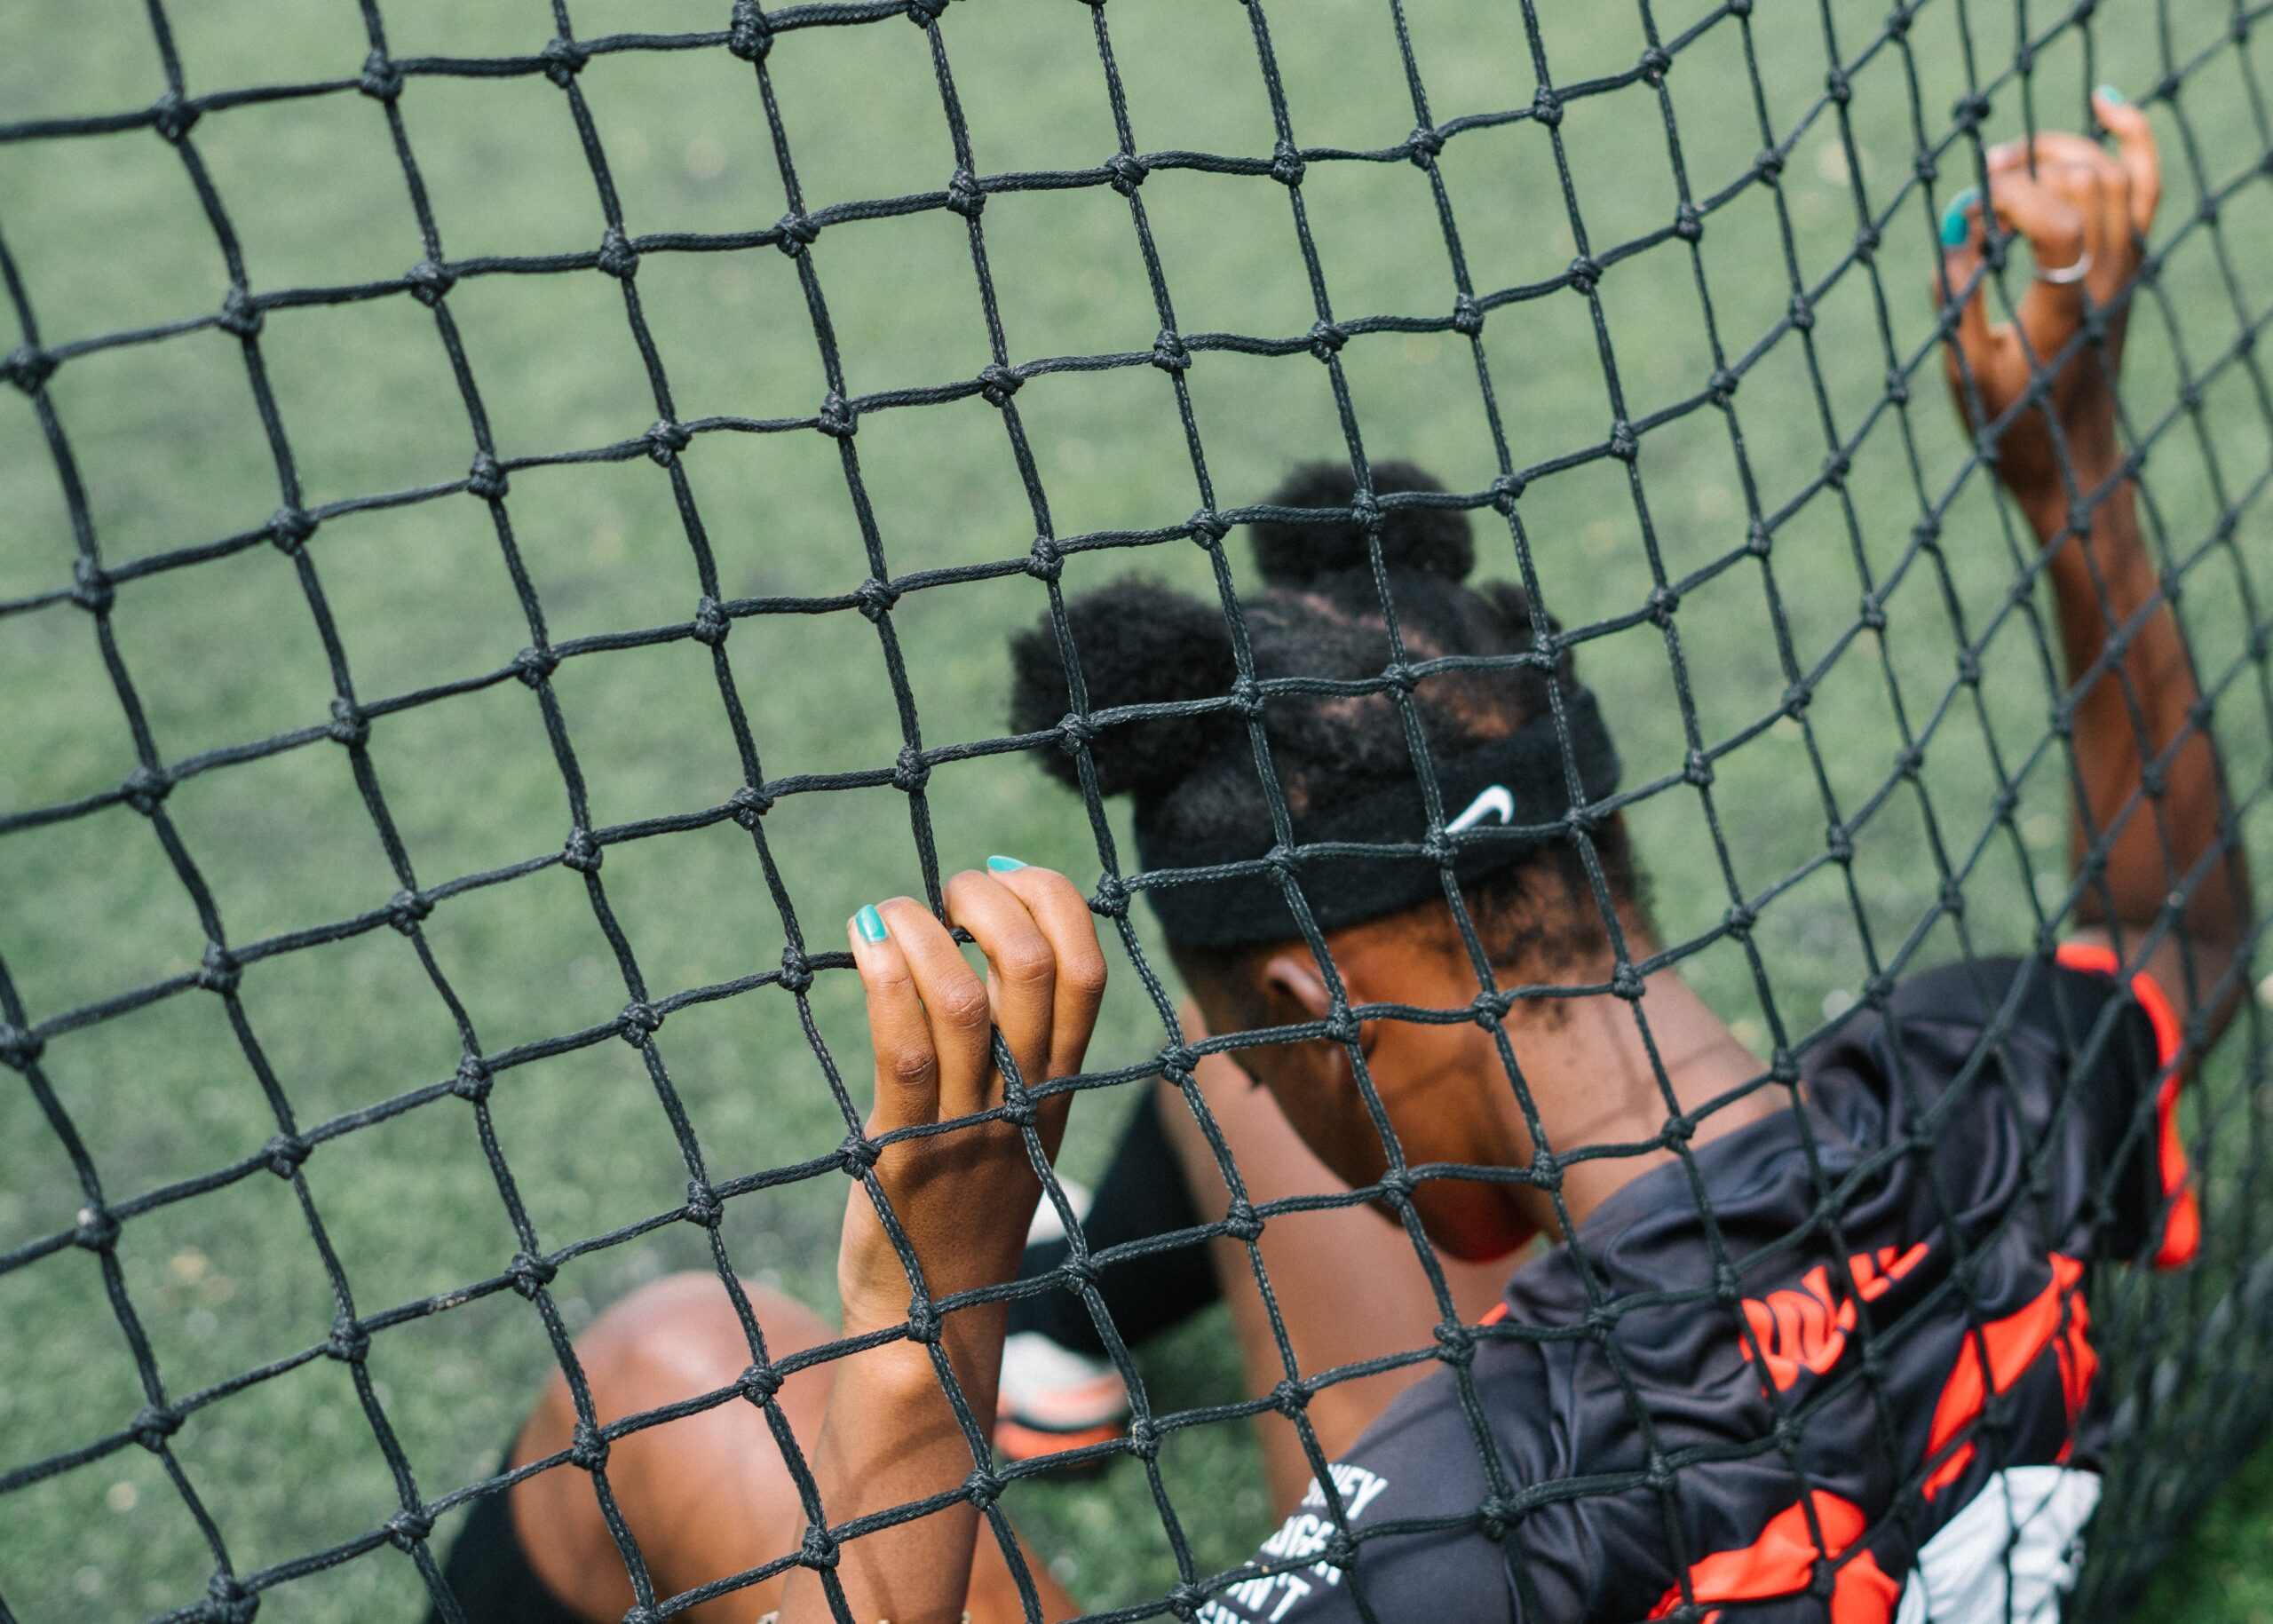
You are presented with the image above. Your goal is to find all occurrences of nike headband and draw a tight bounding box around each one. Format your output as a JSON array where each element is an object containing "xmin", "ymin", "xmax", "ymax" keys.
[{"xmin": 1131, "ymin": 685, "xmax": 1623, "ymax": 950}]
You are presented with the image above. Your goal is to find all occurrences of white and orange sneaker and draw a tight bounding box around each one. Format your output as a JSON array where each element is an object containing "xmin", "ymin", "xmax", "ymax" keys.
[
  {"xmin": 994, "ymin": 1332, "xmax": 1132, "ymax": 1462},
  {"xmin": 994, "ymin": 1179, "xmax": 1132, "ymax": 1463}
]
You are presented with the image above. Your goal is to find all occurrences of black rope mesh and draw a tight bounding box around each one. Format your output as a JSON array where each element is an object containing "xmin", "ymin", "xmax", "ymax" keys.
[{"xmin": 0, "ymin": 0, "xmax": 2269, "ymax": 1620}]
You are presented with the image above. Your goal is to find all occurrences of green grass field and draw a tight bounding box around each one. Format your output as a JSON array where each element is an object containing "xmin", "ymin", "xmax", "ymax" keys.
[{"xmin": 2, "ymin": 0, "xmax": 2270, "ymax": 1619}]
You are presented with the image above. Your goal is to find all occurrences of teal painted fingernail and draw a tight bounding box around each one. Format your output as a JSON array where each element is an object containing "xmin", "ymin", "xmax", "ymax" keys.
[
  {"xmin": 2097, "ymin": 83, "xmax": 2126, "ymax": 107},
  {"xmin": 986, "ymin": 855, "xmax": 1027, "ymax": 873},
  {"xmin": 855, "ymin": 905, "xmax": 887, "ymax": 943},
  {"xmin": 1941, "ymin": 187, "xmax": 1979, "ymax": 249}
]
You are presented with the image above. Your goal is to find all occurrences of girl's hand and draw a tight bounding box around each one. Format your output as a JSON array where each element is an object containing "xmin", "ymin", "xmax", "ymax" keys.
[
  {"xmin": 837, "ymin": 862, "xmax": 1107, "ymax": 1336},
  {"xmin": 1937, "ymin": 89, "xmax": 2162, "ymax": 523}
]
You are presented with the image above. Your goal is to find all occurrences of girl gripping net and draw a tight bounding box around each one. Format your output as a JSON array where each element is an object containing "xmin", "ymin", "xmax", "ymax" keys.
[{"xmin": 426, "ymin": 96, "xmax": 2253, "ymax": 1624}]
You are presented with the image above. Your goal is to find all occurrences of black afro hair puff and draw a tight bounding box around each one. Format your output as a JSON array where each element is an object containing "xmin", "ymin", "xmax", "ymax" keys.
[
  {"xmin": 1247, "ymin": 459, "xmax": 1474, "ymax": 585},
  {"xmin": 1007, "ymin": 578, "xmax": 1239, "ymax": 799}
]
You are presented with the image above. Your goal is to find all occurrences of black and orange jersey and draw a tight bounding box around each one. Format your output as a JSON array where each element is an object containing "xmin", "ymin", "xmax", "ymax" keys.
[{"xmin": 1200, "ymin": 950, "xmax": 2192, "ymax": 1624}]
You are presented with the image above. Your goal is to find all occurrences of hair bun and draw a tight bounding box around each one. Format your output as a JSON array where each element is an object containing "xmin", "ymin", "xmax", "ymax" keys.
[
  {"xmin": 1249, "ymin": 459, "xmax": 1474, "ymax": 585},
  {"xmin": 1007, "ymin": 578, "xmax": 1239, "ymax": 799}
]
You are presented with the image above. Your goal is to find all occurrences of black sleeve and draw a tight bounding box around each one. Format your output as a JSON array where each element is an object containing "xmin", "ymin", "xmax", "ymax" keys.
[{"xmin": 1865, "ymin": 954, "xmax": 2174, "ymax": 1264}]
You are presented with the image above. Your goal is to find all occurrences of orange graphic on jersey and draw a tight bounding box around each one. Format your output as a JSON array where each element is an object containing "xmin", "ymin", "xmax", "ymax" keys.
[
  {"xmin": 1647, "ymin": 1491, "xmax": 1901, "ymax": 1624},
  {"xmin": 1921, "ymin": 1253, "xmax": 2096, "ymax": 1500},
  {"xmin": 1740, "ymin": 1243, "xmax": 1929, "ymax": 1392},
  {"xmin": 2055, "ymin": 942, "xmax": 2198, "ymax": 1267}
]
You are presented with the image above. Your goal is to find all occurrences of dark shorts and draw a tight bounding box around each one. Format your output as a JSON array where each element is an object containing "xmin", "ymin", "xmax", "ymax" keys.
[{"xmin": 424, "ymin": 1463, "xmax": 585, "ymax": 1624}]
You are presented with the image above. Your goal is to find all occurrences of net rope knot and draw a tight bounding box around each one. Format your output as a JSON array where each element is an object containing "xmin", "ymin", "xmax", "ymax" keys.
[
  {"xmin": 384, "ymin": 1508, "xmax": 434, "ymax": 1551},
  {"xmin": 800, "ymin": 1525, "xmax": 840, "ymax": 1572},
  {"xmin": 1222, "ymin": 1200, "xmax": 1263, "ymax": 1243},
  {"xmin": 1269, "ymin": 140, "xmax": 1305, "ymax": 187},
  {"xmin": 1433, "ymin": 1320, "xmax": 1477, "ymax": 1367},
  {"xmin": 405, "ymin": 259, "xmax": 455, "ymax": 306},
  {"xmin": 508, "ymin": 1251, "xmax": 557, "ymax": 1298},
  {"xmin": 1126, "ymin": 1414, "xmax": 1161, "ymax": 1462},
  {"xmin": 739, "ymin": 1363, "xmax": 783, "ymax": 1405},
  {"xmin": 264, "ymin": 1133, "xmax": 312, "ymax": 1177},
  {"xmin": 1639, "ymin": 44, "xmax": 1674, "ymax": 83},
  {"xmin": 122, "ymin": 763, "xmax": 171, "ymax": 814},
  {"xmin": 838, "ymin": 1134, "xmax": 881, "ymax": 1176},
  {"xmin": 1271, "ymin": 1377, "xmax": 1309, "ymax": 1415},
  {"xmin": 946, "ymin": 168, "xmax": 986, "ymax": 218},
  {"xmin": 327, "ymin": 1313, "xmax": 370, "ymax": 1363},
  {"xmin": 218, "ymin": 285, "xmax": 265, "ymax": 338},
  {"xmin": 1025, "ymin": 535, "xmax": 1063, "ymax": 582},
  {"xmin": 772, "ymin": 211, "xmax": 818, "ymax": 256},
  {"xmin": 727, "ymin": 0, "xmax": 773, "ymax": 62},
  {"xmin": 1476, "ymin": 1493, "xmax": 1517, "ymax": 1541},
  {"xmin": 513, "ymin": 646, "xmax": 558, "ymax": 688},
  {"xmin": 892, "ymin": 746, "xmax": 931, "ymax": 794},
  {"xmin": 965, "ymin": 1468, "xmax": 1004, "ymax": 1512},
  {"xmin": 200, "ymin": 941, "xmax": 242, "ymax": 995},
  {"xmin": 692, "ymin": 595, "xmax": 730, "ymax": 647},
  {"xmin": 683, "ymin": 1180, "xmax": 724, "ymax": 1229},
  {"xmin": 466, "ymin": 452, "xmax": 510, "ymax": 502},
  {"xmin": 904, "ymin": 0, "xmax": 949, "ymax": 24},
  {"xmin": 570, "ymin": 1420, "xmax": 610, "ymax": 1470},
  {"xmin": 452, "ymin": 1053, "xmax": 493, "ymax": 1104},
  {"xmin": 1307, "ymin": 320, "xmax": 1347, "ymax": 360},
  {"xmin": 201, "ymin": 1573, "xmax": 258, "ymax": 1624},
  {"xmin": 75, "ymin": 1203, "xmax": 120, "ymax": 1252},
  {"xmin": 619, "ymin": 1002, "xmax": 663, "ymax": 1043},
  {"xmin": 563, "ymin": 827, "xmax": 604, "ymax": 874},
  {"xmin": 388, "ymin": 885, "xmax": 432, "ymax": 931},
  {"xmin": 1057, "ymin": 1252, "xmax": 1101, "ymax": 1290},
  {"xmin": 1452, "ymin": 293, "xmax": 1485, "ymax": 337},
  {"xmin": 3, "ymin": 344, "xmax": 55, "ymax": 394},
  {"xmin": 267, "ymin": 506, "xmax": 317, "ymax": 554},
  {"xmin": 542, "ymin": 36, "xmax": 590, "ymax": 87},
  {"xmin": 776, "ymin": 947, "xmax": 815, "ymax": 994},
  {"xmin": 977, "ymin": 362, "xmax": 1020, "ymax": 407},
  {"xmin": 1406, "ymin": 123, "xmax": 1445, "ymax": 163},
  {"xmin": 150, "ymin": 91, "xmax": 200, "ymax": 144},
  {"xmin": 645, "ymin": 419, "xmax": 691, "ymax": 465},
  {"xmin": 328, "ymin": 697, "xmax": 370, "ymax": 749},
  {"xmin": 595, "ymin": 227, "xmax": 638, "ymax": 281},
  {"xmin": 1105, "ymin": 152, "xmax": 1148, "ymax": 195},
  {"xmin": 132, "ymin": 1403, "xmax": 182, "ymax": 1451},
  {"xmin": 0, "ymin": 1024, "xmax": 43, "ymax": 1073},
  {"xmin": 1531, "ymin": 86, "xmax": 1563, "ymax": 127},
  {"xmin": 358, "ymin": 50, "xmax": 404, "ymax": 101},
  {"xmin": 1150, "ymin": 329, "xmax": 1191, "ymax": 374},
  {"xmin": 817, "ymin": 392, "xmax": 858, "ymax": 440}
]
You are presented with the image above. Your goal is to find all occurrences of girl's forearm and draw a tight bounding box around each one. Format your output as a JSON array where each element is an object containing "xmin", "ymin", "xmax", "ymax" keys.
[
  {"xmin": 2031, "ymin": 464, "xmax": 2250, "ymax": 1000},
  {"xmin": 775, "ymin": 1319, "xmax": 1000, "ymax": 1624}
]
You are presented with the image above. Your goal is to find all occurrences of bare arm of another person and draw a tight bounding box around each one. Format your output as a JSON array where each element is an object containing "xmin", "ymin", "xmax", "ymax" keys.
[
  {"xmin": 1941, "ymin": 90, "xmax": 2253, "ymax": 1040},
  {"xmin": 776, "ymin": 866, "xmax": 1103, "ymax": 1624}
]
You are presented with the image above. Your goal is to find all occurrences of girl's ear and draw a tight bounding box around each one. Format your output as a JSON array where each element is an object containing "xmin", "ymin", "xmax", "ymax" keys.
[
  {"xmin": 1258, "ymin": 949, "xmax": 1379, "ymax": 1058},
  {"xmin": 1258, "ymin": 949, "xmax": 1333, "ymax": 1030}
]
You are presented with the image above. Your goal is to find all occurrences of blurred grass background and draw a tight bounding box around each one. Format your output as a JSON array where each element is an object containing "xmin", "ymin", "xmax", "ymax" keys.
[{"xmin": 0, "ymin": 0, "xmax": 2269, "ymax": 1620}]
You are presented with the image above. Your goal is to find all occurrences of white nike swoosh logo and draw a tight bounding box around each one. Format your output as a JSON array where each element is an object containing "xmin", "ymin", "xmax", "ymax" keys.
[{"xmin": 1446, "ymin": 784, "xmax": 1516, "ymax": 833}]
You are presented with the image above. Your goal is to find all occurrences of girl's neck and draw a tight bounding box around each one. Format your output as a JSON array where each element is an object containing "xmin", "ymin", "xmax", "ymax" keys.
[{"xmin": 1504, "ymin": 963, "xmax": 1777, "ymax": 1234}]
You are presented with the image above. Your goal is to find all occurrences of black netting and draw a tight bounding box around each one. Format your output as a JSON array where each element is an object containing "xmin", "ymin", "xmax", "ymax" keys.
[{"xmin": 0, "ymin": 0, "xmax": 2269, "ymax": 1621}]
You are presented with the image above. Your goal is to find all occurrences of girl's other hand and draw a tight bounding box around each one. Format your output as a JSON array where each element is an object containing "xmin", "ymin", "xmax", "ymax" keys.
[{"xmin": 1937, "ymin": 89, "xmax": 2161, "ymax": 526}]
